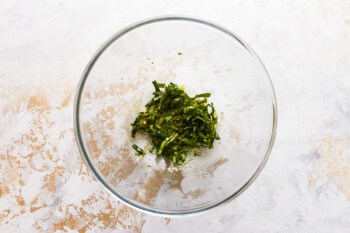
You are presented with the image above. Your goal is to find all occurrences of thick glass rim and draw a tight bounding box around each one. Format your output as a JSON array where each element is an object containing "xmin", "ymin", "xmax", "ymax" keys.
[{"xmin": 74, "ymin": 15, "xmax": 278, "ymax": 217}]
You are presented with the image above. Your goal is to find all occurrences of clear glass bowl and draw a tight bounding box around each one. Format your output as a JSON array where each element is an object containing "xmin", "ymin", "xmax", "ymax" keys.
[{"xmin": 74, "ymin": 16, "xmax": 277, "ymax": 216}]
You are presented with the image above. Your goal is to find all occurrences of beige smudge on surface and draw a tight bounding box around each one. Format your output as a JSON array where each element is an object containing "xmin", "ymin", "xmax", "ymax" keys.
[
  {"xmin": 168, "ymin": 169, "xmax": 185, "ymax": 193},
  {"xmin": 163, "ymin": 217, "xmax": 171, "ymax": 225},
  {"xmin": 29, "ymin": 197, "xmax": 47, "ymax": 213},
  {"xmin": 101, "ymin": 145, "xmax": 138, "ymax": 186},
  {"xmin": 27, "ymin": 90, "xmax": 50, "ymax": 113},
  {"xmin": 90, "ymin": 78, "xmax": 150, "ymax": 101},
  {"xmin": 219, "ymin": 111, "xmax": 224, "ymax": 120},
  {"xmin": 42, "ymin": 168, "xmax": 63, "ymax": 193},
  {"xmin": 137, "ymin": 170, "xmax": 166, "ymax": 205},
  {"xmin": 0, "ymin": 186, "xmax": 9, "ymax": 198},
  {"xmin": 229, "ymin": 128, "xmax": 241, "ymax": 144},
  {"xmin": 346, "ymin": 19, "xmax": 350, "ymax": 27},
  {"xmin": 184, "ymin": 188, "xmax": 206, "ymax": 199},
  {"xmin": 207, "ymin": 158, "xmax": 230, "ymax": 176},
  {"xmin": 308, "ymin": 136, "xmax": 350, "ymax": 200},
  {"xmin": 136, "ymin": 166, "xmax": 203, "ymax": 204}
]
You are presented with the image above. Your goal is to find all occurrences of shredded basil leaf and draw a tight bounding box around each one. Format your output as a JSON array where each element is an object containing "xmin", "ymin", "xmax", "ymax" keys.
[
  {"xmin": 132, "ymin": 144, "xmax": 146, "ymax": 156},
  {"xmin": 131, "ymin": 81, "xmax": 220, "ymax": 165}
]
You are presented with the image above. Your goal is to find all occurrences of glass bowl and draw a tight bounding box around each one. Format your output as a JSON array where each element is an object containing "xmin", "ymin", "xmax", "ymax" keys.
[{"xmin": 74, "ymin": 16, "xmax": 277, "ymax": 216}]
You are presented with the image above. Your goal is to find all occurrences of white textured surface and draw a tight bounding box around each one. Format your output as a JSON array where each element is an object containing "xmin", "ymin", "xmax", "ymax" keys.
[{"xmin": 0, "ymin": 0, "xmax": 349, "ymax": 232}]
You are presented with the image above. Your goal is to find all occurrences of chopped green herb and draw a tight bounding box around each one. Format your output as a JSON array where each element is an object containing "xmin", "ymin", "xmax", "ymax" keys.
[
  {"xmin": 132, "ymin": 144, "xmax": 146, "ymax": 156},
  {"xmin": 177, "ymin": 52, "xmax": 182, "ymax": 55},
  {"xmin": 131, "ymin": 80, "xmax": 220, "ymax": 165}
]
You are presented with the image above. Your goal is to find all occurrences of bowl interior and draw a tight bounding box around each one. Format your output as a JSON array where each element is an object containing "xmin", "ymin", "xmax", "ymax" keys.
[{"xmin": 76, "ymin": 17, "xmax": 276, "ymax": 215}]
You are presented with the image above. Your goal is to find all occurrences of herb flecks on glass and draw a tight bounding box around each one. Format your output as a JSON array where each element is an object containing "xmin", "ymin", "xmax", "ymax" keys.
[{"xmin": 131, "ymin": 80, "xmax": 220, "ymax": 165}]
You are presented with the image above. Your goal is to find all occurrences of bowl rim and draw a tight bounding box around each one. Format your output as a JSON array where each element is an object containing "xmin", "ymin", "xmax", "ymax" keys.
[{"xmin": 74, "ymin": 15, "xmax": 278, "ymax": 217}]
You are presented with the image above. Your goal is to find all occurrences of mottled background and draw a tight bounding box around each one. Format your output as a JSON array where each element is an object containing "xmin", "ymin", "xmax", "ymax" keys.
[{"xmin": 0, "ymin": 0, "xmax": 349, "ymax": 232}]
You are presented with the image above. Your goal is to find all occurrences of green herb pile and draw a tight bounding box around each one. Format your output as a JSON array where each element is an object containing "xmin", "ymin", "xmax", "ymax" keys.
[{"xmin": 131, "ymin": 80, "xmax": 220, "ymax": 165}]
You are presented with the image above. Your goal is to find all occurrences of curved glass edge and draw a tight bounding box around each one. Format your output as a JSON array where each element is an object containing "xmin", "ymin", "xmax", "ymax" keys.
[{"xmin": 73, "ymin": 15, "xmax": 278, "ymax": 217}]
